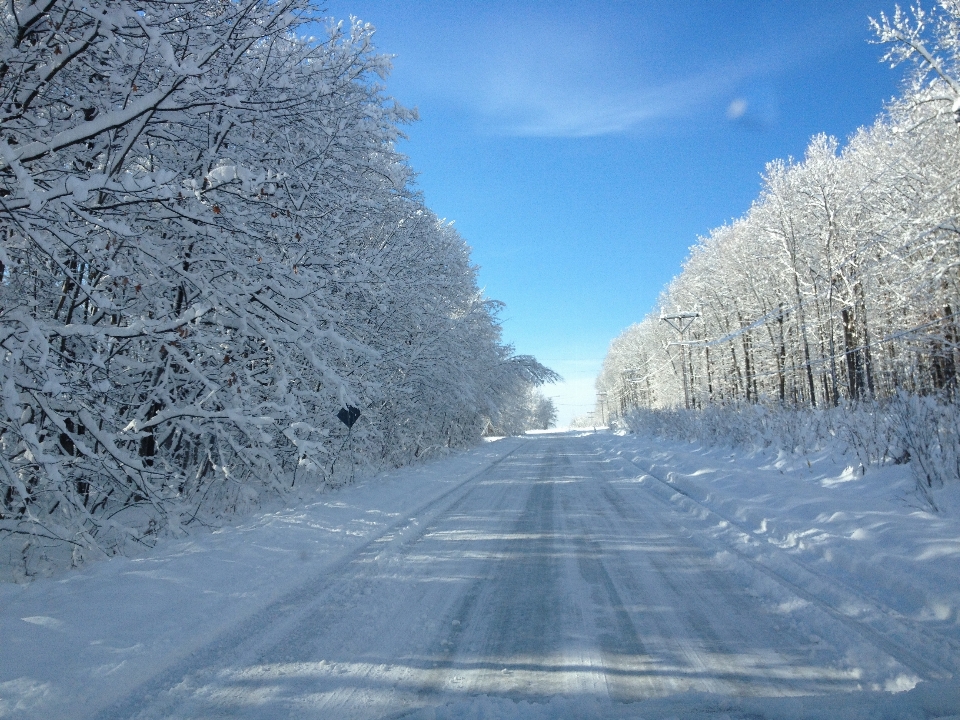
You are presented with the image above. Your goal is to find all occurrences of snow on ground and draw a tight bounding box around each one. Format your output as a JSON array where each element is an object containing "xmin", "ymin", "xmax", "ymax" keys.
[
  {"xmin": 593, "ymin": 430, "xmax": 960, "ymax": 671},
  {"xmin": 1, "ymin": 430, "xmax": 959, "ymax": 719},
  {"xmin": 0, "ymin": 439, "xmax": 526, "ymax": 719}
]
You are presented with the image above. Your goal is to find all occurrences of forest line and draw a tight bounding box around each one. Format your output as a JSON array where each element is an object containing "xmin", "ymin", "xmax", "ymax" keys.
[
  {"xmin": 599, "ymin": 3, "xmax": 960, "ymax": 415},
  {"xmin": 0, "ymin": 0, "xmax": 556, "ymax": 575},
  {"xmin": 594, "ymin": 3, "xmax": 960, "ymax": 507}
]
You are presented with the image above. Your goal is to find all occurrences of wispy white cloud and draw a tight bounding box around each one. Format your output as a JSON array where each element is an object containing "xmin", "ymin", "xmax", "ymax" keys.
[
  {"xmin": 467, "ymin": 23, "xmax": 756, "ymax": 138},
  {"xmin": 428, "ymin": 22, "xmax": 746, "ymax": 137},
  {"xmin": 389, "ymin": 6, "xmax": 830, "ymax": 139},
  {"xmin": 479, "ymin": 70, "xmax": 739, "ymax": 138}
]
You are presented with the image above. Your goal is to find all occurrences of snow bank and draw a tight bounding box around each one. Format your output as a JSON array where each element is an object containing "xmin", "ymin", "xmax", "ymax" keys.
[{"xmin": 623, "ymin": 397, "xmax": 960, "ymax": 510}]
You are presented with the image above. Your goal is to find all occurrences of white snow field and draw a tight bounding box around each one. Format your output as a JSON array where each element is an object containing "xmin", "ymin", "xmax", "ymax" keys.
[{"xmin": 1, "ymin": 431, "xmax": 959, "ymax": 719}]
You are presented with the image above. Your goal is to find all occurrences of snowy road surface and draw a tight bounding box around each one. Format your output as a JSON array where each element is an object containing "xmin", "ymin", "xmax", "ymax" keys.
[{"xmin": 2, "ymin": 432, "xmax": 959, "ymax": 719}]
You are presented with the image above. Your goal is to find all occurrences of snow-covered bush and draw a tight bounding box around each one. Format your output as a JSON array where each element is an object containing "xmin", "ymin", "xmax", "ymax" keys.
[
  {"xmin": 621, "ymin": 404, "xmax": 836, "ymax": 457},
  {"xmin": 0, "ymin": 1, "xmax": 554, "ymax": 575},
  {"xmin": 622, "ymin": 395, "xmax": 960, "ymax": 510},
  {"xmin": 888, "ymin": 393, "xmax": 960, "ymax": 510}
]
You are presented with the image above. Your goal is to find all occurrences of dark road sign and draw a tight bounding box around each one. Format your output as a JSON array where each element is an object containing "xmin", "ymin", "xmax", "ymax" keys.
[{"xmin": 337, "ymin": 406, "xmax": 361, "ymax": 429}]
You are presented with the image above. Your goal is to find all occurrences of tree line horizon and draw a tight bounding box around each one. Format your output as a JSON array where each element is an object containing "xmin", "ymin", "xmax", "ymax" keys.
[{"xmin": 597, "ymin": 2, "xmax": 960, "ymax": 420}]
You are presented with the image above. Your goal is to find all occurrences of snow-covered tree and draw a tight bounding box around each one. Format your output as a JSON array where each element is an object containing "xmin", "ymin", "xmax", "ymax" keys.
[
  {"xmin": 597, "ymin": 2, "xmax": 960, "ymax": 424},
  {"xmin": 530, "ymin": 391, "xmax": 558, "ymax": 430},
  {"xmin": 0, "ymin": 1, "xmax": 555, "ymax": 571},
  {"xmin": 484, "ymin": 386, "xmax": 560, "ymax": 436}
]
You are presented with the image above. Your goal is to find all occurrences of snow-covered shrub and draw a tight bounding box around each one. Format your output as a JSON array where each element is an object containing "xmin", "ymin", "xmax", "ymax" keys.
[
  {"xmin": 626, "ymin": 403, "xmax": 832, "ymax": 457},
  {"xmin": 888, "ymin": 393, "xmax": 960, "ymax": 510},
  {"xmin": 622, "ymin": 395, "xmax": 960, "ymax": 510}
]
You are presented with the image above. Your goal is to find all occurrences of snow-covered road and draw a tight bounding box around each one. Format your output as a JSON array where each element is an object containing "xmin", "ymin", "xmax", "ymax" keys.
[{"xmin": 3, "ymin": 432, "xmax": 959, "ymax": 719}]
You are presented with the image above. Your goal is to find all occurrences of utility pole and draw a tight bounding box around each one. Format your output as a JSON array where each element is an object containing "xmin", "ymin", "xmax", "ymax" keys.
[{"xmin": 660, "ymin": 310, "xmax": 700, "ymax": 409}]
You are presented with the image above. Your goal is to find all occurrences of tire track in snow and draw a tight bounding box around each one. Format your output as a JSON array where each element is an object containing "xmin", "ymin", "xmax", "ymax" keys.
[
  {"xmin": 565, "ymin": 445, "xmax": 859, "ymax": 700},
  {"xmin": 411, "ymin": 440, "xmax": 576, "ymax": 702},
  {"xmin": 446, "ymin": 445, "xmax": 563, "ymax": 696},
  {"xmin": 89, "ymin": 433, "xmax": 931, "ymax": 719},
  {"xmin": 601, "ymin": 437, "xmax": 956, "ymax": 682},
  {"xmin": 91, "ymin": 439, "xmax": 529, "ymax": 720}
]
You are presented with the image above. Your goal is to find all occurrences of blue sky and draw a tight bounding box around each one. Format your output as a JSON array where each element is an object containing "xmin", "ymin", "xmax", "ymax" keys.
[{"xmin": 326, "ymin": 1, "xmax": 903, "ymax": 425}]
